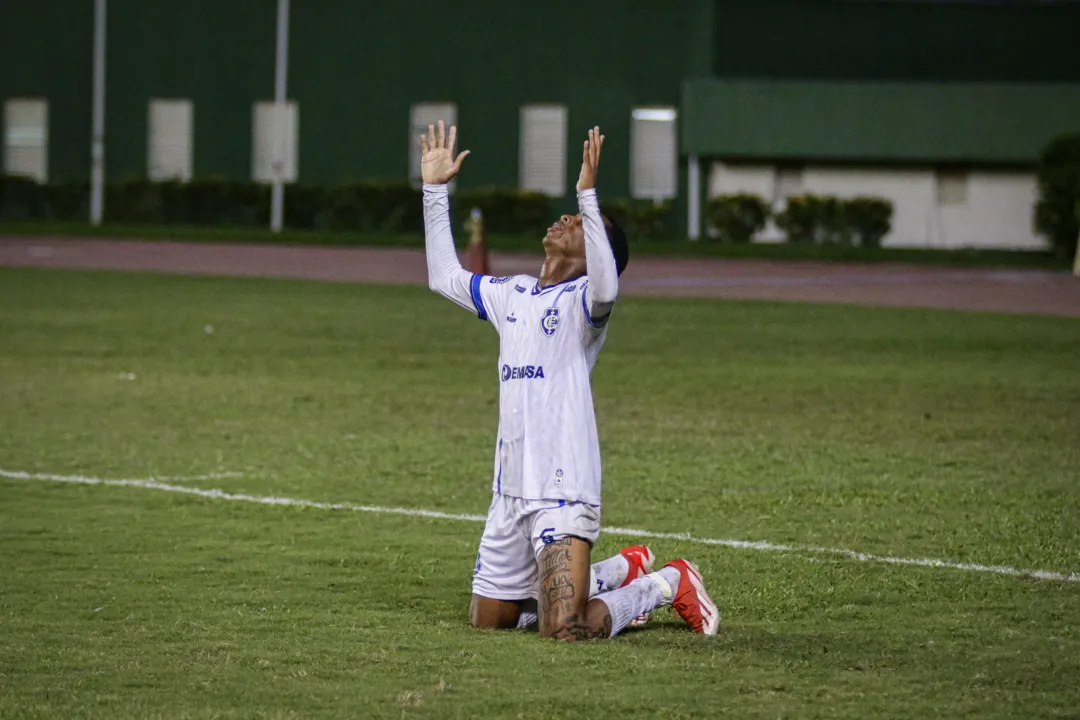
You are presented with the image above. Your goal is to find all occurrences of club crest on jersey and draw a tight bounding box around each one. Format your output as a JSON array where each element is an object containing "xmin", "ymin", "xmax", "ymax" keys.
[{"xmin": 541, "ymin": 308, "xmax": 560, "ymax": 336}]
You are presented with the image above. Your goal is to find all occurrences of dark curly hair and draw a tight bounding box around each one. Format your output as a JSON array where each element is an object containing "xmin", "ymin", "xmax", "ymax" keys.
[{"xmin": 602, "ymin": 213, "xmax": 629, "ymax": 276}]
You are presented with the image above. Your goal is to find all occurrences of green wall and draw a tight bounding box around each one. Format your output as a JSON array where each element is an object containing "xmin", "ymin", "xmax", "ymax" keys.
[
  {"xmin": 0, "ymin": 0, "xmax": 94, "ymax": 181},
  {"xmin": 289, "ymin": 0, "xmax": 712, "ymax": 204},
  {"xmin": 6, "ymin": 0, "xmax": 1079, "ymax": 216},
  {"xmin": 104, "ymin": 0, "xmax": 277, "ymax": 182},
  {"xmin": 2, "ymin": 0, "xmax": 712, "ymax": 212},
  {"xmin": 712, "ymin": 0, "xmax": 1080, "ymax": 82},
  {"xmin": 681, "ymin": 79, "xmax": 1080, "ymax": 163}
]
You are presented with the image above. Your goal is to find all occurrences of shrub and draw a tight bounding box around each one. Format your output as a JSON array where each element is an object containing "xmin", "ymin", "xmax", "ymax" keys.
[
  {"xmin": 602, "ymin": 198, "xmax": 673, "ymax": 241},
  {"xmin": 629, "ymin": 199, "xmax": 673, "ymax": 241},
  {"xmin": 0, "ymin": 178, "xmax": 427, "ymax": 231},
  {"xmin": 1034, "ymin": 132, "xmax": 1080, "ymax": 259},
  {"xmin": 818, "ymin": 196, "xmax": 851, "ymax": 245},
  {"xmin": 282, "ymin": 184, "xmax": 326, "ymax": 229},
  {"xmin": 775, "ymin": 195, "xmax": 821, "ymax": 244},
  {"xmin": 101, "ymin": 179, "xmax": 271, "ymax": 226},
  {"xmin": 185, "ymin": 180, "xmax": 268, "ymax": 226},
  {"xmin": 705, "ymin": 194, "xmax": 770, "ymax": 243},
  {"xmin": 0, "ymin": 174, "xmax": 47, "ymax": 220},
  {"xmin": 105, "ymin": 180, "xmax": 163, "ymax": 223},
  {"xmin": 453, "ymin": 188, "xmax": 553, "ymax": 235},
  {"xmin": 325, "ymin": 183, "xmax": 422, "ymax": 233},
  {"xmin": 844, "ymin": 197, "xmax": 893, "ymax": 248},
  {"xmin": 44, "ymin": 180, "xmax": 90, "ymax": 221},
  {"xmin": 0, "ymin": 179, "xmax": 675, "ymax": 244},
  {"xmin": 776, "ymin": 194, "xmax": 894, "ymax": 247}
]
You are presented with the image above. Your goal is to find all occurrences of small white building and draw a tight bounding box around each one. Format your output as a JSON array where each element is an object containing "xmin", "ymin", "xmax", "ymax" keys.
[{"xmin": 682, "ymin": 80, "xmax": 1080, "ymax": 250}]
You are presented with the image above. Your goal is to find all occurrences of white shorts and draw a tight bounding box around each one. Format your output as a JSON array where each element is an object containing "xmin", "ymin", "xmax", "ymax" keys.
[{"xmin": 471, "ymin": 493, "xmax": 601, "ymax": 601}]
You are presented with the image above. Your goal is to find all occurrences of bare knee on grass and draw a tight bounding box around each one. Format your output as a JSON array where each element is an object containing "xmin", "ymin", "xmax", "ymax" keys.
[
  {"xmin": 469, "ymin": 595, "xmax": 525, "ymax": 630},
  {"xmin": 537, "ymin": 537, "xmax": 612, "ymax": 641}
]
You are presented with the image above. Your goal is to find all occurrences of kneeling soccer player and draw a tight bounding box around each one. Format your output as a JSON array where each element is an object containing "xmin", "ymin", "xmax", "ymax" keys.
[{"xmin": 420, "ymin": 121, "xmax": 719, "ymax": 639}]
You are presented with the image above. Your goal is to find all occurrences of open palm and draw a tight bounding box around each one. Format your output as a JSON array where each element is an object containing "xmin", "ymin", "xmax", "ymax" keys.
[
  {"xmin": 420, "ymin": 120, "xmax": 470, "ymax": 185},
  {"xmin": 576, "ymin": 126, "xmax": 604, "ymax": 192}
]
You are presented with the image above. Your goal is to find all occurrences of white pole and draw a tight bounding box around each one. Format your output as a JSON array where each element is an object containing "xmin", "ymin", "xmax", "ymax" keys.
[
  {"xmin": 687, "ymin": 155, "xmax": 701, "ymax": 241},
  {"xmin": 270, "ymin": 0, "xmax": 290, "ymax": 233},
  {"xmin": 90, "ymin": 0, "xmax": 107, "ymax": 225}
]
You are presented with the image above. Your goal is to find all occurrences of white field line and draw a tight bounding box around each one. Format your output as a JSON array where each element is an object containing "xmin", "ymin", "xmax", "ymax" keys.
[
  {"xmin": 2, "ymin": 467, "xmax": 1078, "ymax": 584},
  {"xmin": 151, "ymin": 472, "xmax": 245, "ymax": 483}
]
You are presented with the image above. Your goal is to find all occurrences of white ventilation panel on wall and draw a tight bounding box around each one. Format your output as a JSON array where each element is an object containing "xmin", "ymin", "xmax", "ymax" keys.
[
  {"xmin": 252, "ymin": 101, "xmax": 299, "ymax": 184},
  {"xmin": 630, "ymin": 107, "xmax": 677, "ymax": 200},
  {"xmin": 519, "ymin": 104, "xmax": 567, "ymax": 197},
  {"xmin": 148, "ymin": 99, "xmax": 194, "ymax": 181},
  {"xmin": 4, "ymin": 98, "xmax": 48, "ymax": 183}
]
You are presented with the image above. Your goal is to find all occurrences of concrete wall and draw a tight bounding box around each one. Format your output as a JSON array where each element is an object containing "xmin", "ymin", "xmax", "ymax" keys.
[{"xmin": 708, "ymin": 162, "xmax": 1044, "ymax": 250}]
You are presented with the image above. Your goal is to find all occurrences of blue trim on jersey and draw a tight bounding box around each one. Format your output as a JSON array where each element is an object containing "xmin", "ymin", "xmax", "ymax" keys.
[
  {"xmin": 470, "ymin": 274, "xmax": 489, "ymax": 321},
  {"xmin": 558, "ymin": 499, "xmax": 566, "ymax": 507},
  {"xmin": 531, "ymin": 277, "xmax": 578, "ymax": 296},
  {"xmin": 582, "ymin": 283, "xmax": 609, "ymax": 328},
  {"xmin": 496, "ymin": 438, "xmax": 503, "ymax": 493},
  {"xmin": 552, "ymin": 284, "xmax": 576, "ymax": 308}
]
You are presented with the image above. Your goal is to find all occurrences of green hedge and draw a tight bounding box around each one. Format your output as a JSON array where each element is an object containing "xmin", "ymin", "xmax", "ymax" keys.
[
  {"xmin": 451, "ymin": 187, "xmax": 552, "ymax": 235},
  {"xmin": 2, "ymin": 176, "xmax": 896, "ymax": 247},
  {"xmin": 774, "ymin": 194, "xmax": 893, "ymax": 247},
  {"xmin": 0, "ymin": 175, "xmax": 676, "ymax": 241},
  {"xmin": 1034, "ymin": 133, "xmax": 1080, "ymax": 259},
  {"xmin": 0, "ymin": 177, "xmax": 430, "ymax": 233},
  {"xmin": 843, "ymin": 197, "xmax": 893, "ymax": 248},
  {"xmin": 699, "ymin": 192, "xmax": 893, "ymax": 247},
  {"xmin": 2, "ymin": 174, "xmax": 673, "ymax": 239},
  {"xmin": 0, "ymin": 175, "xmax": 49, "ymax": 220},
  {"xmin": 105, "ymin": 180, "xmax": 428, "ymax": 232},
  {"xmin": 601, "ymin": 198, "xmax": 673, "ymax": 241},
  {"xmin": 705, "ymin": 194, "xmax": 770, "ymax": 243}
]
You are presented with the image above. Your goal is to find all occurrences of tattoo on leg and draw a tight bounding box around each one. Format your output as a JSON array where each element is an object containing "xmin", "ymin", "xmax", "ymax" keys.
[{"xmin": 538, "ymin": 539, "xmax": 611, "ymax": 641}]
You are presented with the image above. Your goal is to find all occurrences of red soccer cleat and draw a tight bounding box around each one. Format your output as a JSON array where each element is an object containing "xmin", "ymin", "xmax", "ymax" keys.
[{"xmin": 664, "ymin": 559, "xmax": 720, "ymax": 635}]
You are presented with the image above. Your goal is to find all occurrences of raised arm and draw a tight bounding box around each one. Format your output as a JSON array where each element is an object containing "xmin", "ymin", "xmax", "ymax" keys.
[
  {"xmin": 421, "ymin": 121, "xmax": 476, "ymax": 313},
  {"xmin": 576, "ymin": 127, "xmax": 618, "ymax": 323}
]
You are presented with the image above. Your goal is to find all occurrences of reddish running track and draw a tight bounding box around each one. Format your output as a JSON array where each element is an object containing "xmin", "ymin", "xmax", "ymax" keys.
[{"xmin": 2, "ymin": 237, "xmax": 1078, "ymax": 318}]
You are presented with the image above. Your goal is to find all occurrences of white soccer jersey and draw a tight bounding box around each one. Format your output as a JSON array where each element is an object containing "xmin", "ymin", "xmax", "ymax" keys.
[
  {"xmin": 472, "ymin": 272, "xmax": 607, "ymax": 504},
  {"xmin": 423, "ymin": 184, "xmax": 618, "ymax": 506}
]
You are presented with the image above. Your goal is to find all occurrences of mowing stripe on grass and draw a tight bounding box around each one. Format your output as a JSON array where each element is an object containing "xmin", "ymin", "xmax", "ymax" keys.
[{"xmin": 3, "ymin": 467, "xmax": 1078, "ymax": 584}]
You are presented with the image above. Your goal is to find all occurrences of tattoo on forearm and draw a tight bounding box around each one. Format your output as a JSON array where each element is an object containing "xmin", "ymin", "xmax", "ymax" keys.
[
  {"xmin": 538, "ymin": 539, "xmax": 611, "ymax": 641},
  {"xmin": 539, "ymin": 540, "xmax": 575, "ymax": 620}
]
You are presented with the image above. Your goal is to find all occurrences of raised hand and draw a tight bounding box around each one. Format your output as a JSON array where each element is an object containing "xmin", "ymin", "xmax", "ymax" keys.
[
  {"xmin": 420, "ymin": 120, "xmax": 470, "ymax": 185},
  {"xmin": 575, "ymin": 126, "xmax": 605, "ymax": 193}
]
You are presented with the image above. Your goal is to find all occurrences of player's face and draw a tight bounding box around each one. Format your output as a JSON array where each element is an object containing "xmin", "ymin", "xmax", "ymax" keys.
[{"xmin": 543, "ymin": 214, "xmax": 586, "ymax": 260}]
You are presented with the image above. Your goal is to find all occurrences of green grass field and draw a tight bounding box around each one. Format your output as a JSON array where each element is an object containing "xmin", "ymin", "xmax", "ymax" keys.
[{"xmin": 1, "ymin": 267, "xmax": 1079, "ymax": 719}]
